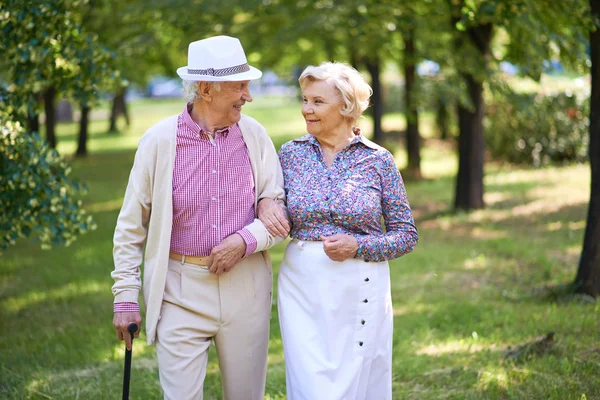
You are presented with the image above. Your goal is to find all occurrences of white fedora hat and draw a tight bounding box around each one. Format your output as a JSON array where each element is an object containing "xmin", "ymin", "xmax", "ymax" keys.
[{"xmin": 176, "ymin": 36, "xmax": 262, "ymax": 82}]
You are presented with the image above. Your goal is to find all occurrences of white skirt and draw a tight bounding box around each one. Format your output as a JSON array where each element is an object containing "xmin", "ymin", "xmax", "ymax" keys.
[{"xmin": 278, "ymin": 239, "xmax": 393, "ymax": 400}]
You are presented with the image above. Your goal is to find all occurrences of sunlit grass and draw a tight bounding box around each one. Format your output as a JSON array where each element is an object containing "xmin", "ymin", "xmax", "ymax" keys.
[{"xmin": 2, "ymin": 97, "xmax": 599, "ymax": 399}]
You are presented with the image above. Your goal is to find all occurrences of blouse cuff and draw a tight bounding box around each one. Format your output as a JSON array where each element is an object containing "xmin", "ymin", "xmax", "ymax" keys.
[{"xmin": 355, "ymin": 235, "xmax": 370, "ymax": 260}]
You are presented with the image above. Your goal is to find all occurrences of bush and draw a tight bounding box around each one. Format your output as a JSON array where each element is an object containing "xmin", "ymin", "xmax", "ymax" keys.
[
  {"xmin": 485, "ymin": 91, "xmax": 589, "ymax": 166},
  {"xmin": 0, "ymin": 115, "xmax": 95, "ymax": 252}
]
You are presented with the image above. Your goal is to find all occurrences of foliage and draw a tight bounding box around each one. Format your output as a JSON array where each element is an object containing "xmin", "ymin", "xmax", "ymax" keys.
[
  {"xmin": 0, "ymin": 113, "xmax": 95, "ymax": 251},
  {"xmin": 0, "ymin": 0, "xmax": 105, "ymax": 249},
  {"xmin": 485, "ymin": 90, "xmax": 590, "ymax": 166},
  {"xmin": 81, "ymin": 0, "xmax": 184, "ymax": 89},
  {"xmin": 445, "ymin": 0, "xmax": 590, "ymax": 104},
  {"xmin": 0, "ymin": 0, "xmax": 116, "ymax": 119}
]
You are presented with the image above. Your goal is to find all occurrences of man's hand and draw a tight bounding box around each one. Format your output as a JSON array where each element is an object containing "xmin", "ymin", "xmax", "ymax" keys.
[
  {"xmin": 113, "ymin": 311, "xmax": 142, "ymax": 351},
  {"xmin": 258, "ymin": 198, "xmax": 290, "ymax": 237},
  {"xmin": 209, "ymin": 233, "xmax": 246, "ymax": 275},
  {"xmin": 321, "ymin": 233, "xmax": 359, "ymax": 262}
]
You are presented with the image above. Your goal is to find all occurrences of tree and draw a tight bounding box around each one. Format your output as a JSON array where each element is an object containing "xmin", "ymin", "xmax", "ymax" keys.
[
  {"xmin": 0, "ymin": 104, "xmax": 95, "ymax": 251},
  {"xmin": 448, "ymin": 1, "xmax": 492, "ymax": 210},
  {"xmin": 71, "ymin": 36, "xmax": 116, "ymax": 157},
  {"xmin": 575, "ymin": 0, "xmax": 600, "ymax": 297},
  {"xmin": 0, "ymin": 0, "xmax": 114, "ymax": 150},
  {"xmin": 397, "ymin": 7, "xmax": 425, "ymax": 179},
  {"xmin": 0, "ymin": 0, "xmax": 108, "ymax": 249},
  {"xmin": 234, "ymin": 0, "xmax": 399, "ymax": 143},
  {"xmin": 81, "ymin": 0, "xmax": 184, "ymax": 134},
  {"xmin": 447, "ymin": 0, "xmax": 589, "ymax": 211}
]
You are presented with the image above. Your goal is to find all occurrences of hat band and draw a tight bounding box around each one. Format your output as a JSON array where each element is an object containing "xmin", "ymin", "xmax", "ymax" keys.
[{"xmin": 187, "ymin": 63, "xmax": 250, "ymax": 77}]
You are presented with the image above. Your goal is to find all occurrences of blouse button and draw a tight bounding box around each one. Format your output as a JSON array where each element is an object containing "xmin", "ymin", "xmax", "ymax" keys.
[
  {"xmin": 359, "ymin": 341, "xmax": 364, "ymax": 346},
  {"xmin": 364, "ymin": 277, "xmax": 369, "ymax": 282},
  {"xmin": 361, "ymin": 319, "xmax": 365, "ymax": 325},
  {"xmin": 363, "ymin": 299, "xmax": 368, "ymax": 303}
]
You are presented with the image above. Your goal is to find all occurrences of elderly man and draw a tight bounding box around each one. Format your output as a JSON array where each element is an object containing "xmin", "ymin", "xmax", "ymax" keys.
[{"xmin": 111, "ymin": 36, "xmax": 289, "ymax": 400}]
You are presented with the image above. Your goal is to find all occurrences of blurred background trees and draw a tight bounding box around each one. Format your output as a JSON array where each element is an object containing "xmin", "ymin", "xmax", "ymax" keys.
[{"xmin": 1, "ymin": 0, "xmax": 598, "ymax": 295}]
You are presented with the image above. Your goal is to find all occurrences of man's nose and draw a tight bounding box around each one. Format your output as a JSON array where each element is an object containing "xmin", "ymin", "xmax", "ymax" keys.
[{"xmin": 242, "ymin": 88, "xmax": 253, "ymax": 102}]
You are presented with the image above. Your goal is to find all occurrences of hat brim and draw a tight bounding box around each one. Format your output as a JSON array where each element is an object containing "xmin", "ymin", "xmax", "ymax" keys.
[{"xmin": 176, "ymin": 65, "xmax": 262, "ymax": 82}]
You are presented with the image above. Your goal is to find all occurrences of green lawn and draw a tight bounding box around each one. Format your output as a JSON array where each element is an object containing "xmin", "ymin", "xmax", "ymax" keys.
[{"xmin": 1, "ymin": 98, "xmax": 599, "ymax": 399}]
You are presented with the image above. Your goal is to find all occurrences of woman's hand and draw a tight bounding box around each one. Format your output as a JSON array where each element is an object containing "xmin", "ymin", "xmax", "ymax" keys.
[
  {"xmin": 257, "ymin": 198, "xmax": 291, "ymax": 237},
  {"xmin": 321, "ymin": 233, "xmax": 358, "ymax": 262}
]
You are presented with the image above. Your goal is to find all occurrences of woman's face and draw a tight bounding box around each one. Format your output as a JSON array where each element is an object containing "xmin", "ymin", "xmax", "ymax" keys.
[{"xmin": 301, "ymin": 80, "xmax": 346, "ymax": 138}]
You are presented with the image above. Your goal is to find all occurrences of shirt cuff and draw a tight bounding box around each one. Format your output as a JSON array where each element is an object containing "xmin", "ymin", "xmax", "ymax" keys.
[
  {"xmin": 237, "ymin": 228, "xmax": 257, "ymax": 257},
  {"xmin": 114, "ymin": 302, "xmax": 140, "ymax": 313}
]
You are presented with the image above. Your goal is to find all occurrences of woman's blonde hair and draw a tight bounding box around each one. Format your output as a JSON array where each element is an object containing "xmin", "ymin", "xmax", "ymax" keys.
[{"xmin": 299, "ymin": 62, "xmax": 372, "ymax": 124}]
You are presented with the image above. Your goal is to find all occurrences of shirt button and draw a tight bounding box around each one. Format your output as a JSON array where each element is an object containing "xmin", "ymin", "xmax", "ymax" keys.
[
  {"xmin": 364, "ymin": 277, "xmax": 369, "ymax": 282},
  {"xmin": 363, "ymin": 299, "xmax": 368, "ymax": 303},
  {"xmin": 212, "ymin": 225, "xmax": 217, "ymax": 229},
  {"xmin": 211, "ymin": 170, "xmax": 217, "ymax": 174},
  {"xmin": 211, "ymin": 196, "xmax": 216, "ymax": 201},
  {"xmin": 359, "ymin": 341, "xmax": 364, "ymax": 346},
  {"xmin": 361, "ymin": 319, "xmax": 365, "ymax": 325}
]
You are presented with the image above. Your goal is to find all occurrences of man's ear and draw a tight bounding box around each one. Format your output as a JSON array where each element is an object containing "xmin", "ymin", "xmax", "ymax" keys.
[{"xmin": 198, "ymin": 82, "xmax": 212, "ymax": 102}]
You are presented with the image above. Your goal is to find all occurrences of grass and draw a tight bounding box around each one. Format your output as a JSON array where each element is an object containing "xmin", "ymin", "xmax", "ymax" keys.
[{"xmin": 1, "ymin": 97, "xmax": 599, "ymax": 399}]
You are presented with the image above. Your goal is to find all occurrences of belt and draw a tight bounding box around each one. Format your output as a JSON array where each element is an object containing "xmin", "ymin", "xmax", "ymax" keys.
[{"xmin": 169, "ymin": 252, "xmax": 211, "ymax": 267}]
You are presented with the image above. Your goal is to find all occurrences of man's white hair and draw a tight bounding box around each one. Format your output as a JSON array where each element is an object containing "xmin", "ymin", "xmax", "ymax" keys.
[{"xmin": 181, "ymin": 80, "xmax": 221, "ymax": 103}]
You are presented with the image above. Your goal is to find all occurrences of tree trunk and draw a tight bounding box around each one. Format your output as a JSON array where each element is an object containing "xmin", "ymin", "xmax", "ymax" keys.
[
  {"xmin": 43, "ymin": 86, "xmax": 57, "ymax": 148},
  {"xmin": 436, "ymin": 91, "xmax": 450, "ymax": 140},
  {"xmin": 452, "ymin": 20, "xmax": 493, "ymax": 211},
  {"xmin": 109, "ymin": 87, "xmax": 129, "ymax": 132},
  {"xmin": 455, "ymin": 74, "xmax": 485, "ymax": 210},
  {"xmin": 365, "ymin": 58, "xmax": 384, "ymax": 144},
  {"xmin": 403, "ymin": 28, "xmax": 422, "ymax": 179},
  {"xmin": 76, "ymin": 104, "xmax": 90, "ymax": 158},
  {"xmin": 27, "ymin": 111, "xmax": 40, "ymax": 134},
  {"xmin": 574, "ymin": 0, "xmax": 600, "ymax": 297}
]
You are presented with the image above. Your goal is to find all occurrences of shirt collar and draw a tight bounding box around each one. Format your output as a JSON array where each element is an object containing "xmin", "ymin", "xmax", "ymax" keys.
[
  {"xmin": 293, "ymin": 127, "xmax": 380, "ymax": 150},
  {"xmin": 183, "ymin": 103, "xmax": 230, "ymax": 136}
]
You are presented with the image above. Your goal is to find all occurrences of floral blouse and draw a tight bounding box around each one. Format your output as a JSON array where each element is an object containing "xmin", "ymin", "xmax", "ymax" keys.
[{"xmin": 279, "ymin": 132, "xmax": 418, "ymax": 262}]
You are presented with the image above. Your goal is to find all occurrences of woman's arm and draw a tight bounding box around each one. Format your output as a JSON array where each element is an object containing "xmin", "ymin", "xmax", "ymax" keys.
[{"xmin": 355, "ymin": 151, "xmax": 418, "ymax": 262}]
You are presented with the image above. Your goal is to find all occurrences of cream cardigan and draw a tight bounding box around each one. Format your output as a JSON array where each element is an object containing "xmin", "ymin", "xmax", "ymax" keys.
[{"xmin": 111, "ymin": 114, "xmax": 285, "ymax": 344}]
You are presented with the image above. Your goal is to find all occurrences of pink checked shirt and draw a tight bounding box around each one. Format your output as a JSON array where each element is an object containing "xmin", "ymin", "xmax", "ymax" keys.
[
  {"xmin": 170, "ymin": 103, "xmax": 257, "ymax": 256},
  {"xmin": 115, "ymin": 104, "xmax": 258, "ymax": 313}
]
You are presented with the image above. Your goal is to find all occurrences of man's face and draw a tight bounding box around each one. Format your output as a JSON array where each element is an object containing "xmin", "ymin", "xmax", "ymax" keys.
[{"xmin": 208, "ymin": 80, "xmax": 253, "ymax": 128}]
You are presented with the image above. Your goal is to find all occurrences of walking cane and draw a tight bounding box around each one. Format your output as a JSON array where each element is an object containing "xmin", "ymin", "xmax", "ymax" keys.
[{"xmin": 122, "ymin": 322, "xmax": 138, "ymax": 400}]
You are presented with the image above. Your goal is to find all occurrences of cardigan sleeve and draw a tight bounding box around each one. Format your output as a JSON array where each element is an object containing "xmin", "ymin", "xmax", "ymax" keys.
[
  {"xmin": 239, "ymin": 116, "xmax": 287, "ymax": 253},
  {"xmin": 111, "ymin": 137, "xmax": 153, "ymax": 304}
]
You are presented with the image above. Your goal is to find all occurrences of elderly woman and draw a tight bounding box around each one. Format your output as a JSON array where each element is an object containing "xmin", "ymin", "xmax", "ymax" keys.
[{"xmin": 266, "ymin": 62, "xmax": 418, "ymax": 399}]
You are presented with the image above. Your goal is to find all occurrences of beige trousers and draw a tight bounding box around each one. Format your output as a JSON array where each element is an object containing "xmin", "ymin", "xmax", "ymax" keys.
[{"xmin": 156, "ymin": 253, "xmax": 272, "ymax": 400}]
